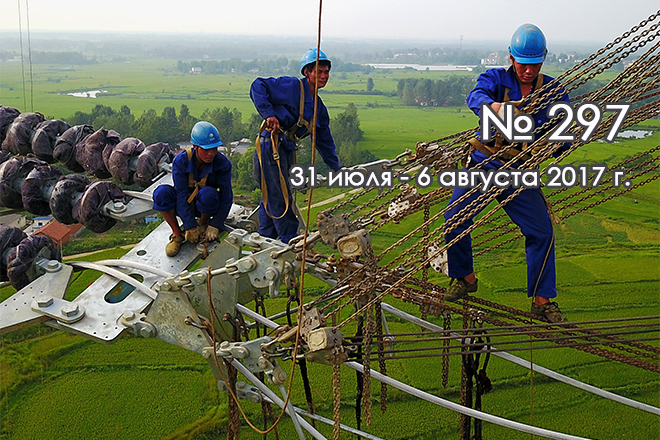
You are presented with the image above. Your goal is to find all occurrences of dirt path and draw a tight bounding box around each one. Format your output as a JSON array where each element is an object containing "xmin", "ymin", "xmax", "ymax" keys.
[
  {"xmin": 63, "ymin": 244, "xmax": 135, "ymax": 261},
  {"xmin": 298, "ymin": 188, "xmax": 362, "ymax": 211}
]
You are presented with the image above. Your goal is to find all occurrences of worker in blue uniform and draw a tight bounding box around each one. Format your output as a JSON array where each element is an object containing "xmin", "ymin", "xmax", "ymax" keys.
[
  {"xmin": 444, "ymin": 24, "xmax": 569, "ymax": 323},
  {"xmin": 250, "ymin": 48, "xmax": 341, "ymax": 244},
  {"xmin": 153, "ymin": 121, "xmax": 233, "ymax": 257}
]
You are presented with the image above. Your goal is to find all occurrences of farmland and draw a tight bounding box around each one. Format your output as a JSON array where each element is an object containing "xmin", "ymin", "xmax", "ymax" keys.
[{"xmin": 1, "ymin": 58, "xmax": 659, "ymax": 439}]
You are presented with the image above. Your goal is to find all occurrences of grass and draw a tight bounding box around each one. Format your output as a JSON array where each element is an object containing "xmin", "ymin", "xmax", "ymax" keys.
[
  {"xmin": 1, "ymin": 212, "xmax": 657, "ymax": 439},
  {"xmin": 6, "ymin": 369, "xmax": 209, "ymax": 440},
  {"xmin": 0, "ymin": 59, "xmax": 659, "ymax": 439},
  {"xmin": 0, "ymin": 60, "xmax": 476, "ymax": 160}
]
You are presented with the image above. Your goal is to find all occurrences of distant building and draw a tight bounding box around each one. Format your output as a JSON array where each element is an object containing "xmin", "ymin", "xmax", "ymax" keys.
[
  {"xmin": 32, "ymin": 217, "xmax": 53, "ymax": 229},
  {"xmin": 179, "ymin": 139, "xmax": 252, "ymax": 157},
  {"xmin": 34, "ymin": 221, "xmax": 83, "ymax": 249},
  {"xmin": 0, "ymin": 214, "xmax": 27, "ymax": 230},
  {"xmin": 481, "ymin": 53, "xmax": 500, "ymax": 66},
  {"xmin": 394, "ymin": 53, "xmax": 420, "ymax": 59},
  {"xmin": 23, "ymin": 216, "xmax": 54, "ymax": 235},
  {"xmin": 230, "ymin": 138, "xmax": 252, "ymax": 156}
]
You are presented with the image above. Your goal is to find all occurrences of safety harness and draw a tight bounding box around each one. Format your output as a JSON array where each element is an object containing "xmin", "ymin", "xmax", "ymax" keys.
[
  {"xmin": 467, "ymin": 74, "xmax": 560, "ymax": 224},
  {"xmin": 184, "ymin": 147, "xmax": 208, "ymax": 205},
  {"xmin": 285, "ymin": 79, "xmax": 312, "ymax": 142},
  {"xmin": 468, "ymin": 73, "xmax": 544, "ymax": 162},
  {"xmin": 255, "ymin": 79, "xmax": 312, "ymax": 219}
]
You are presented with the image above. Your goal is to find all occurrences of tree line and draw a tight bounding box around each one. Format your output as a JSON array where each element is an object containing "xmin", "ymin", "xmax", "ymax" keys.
[
  {"xmin": 176, "ymin": 58, "xmax": 375, "ymax": 76},
  {"xmin": 396, "ymin": 76, "xmax": 476, "ymax": 107},
  {"xmin": 65, "ymin": 103, "xmax": 374, "ymax": 192},
  {"xmin": 0, "ymin": 50, "xmax": 97, "ymax": 64},
  {"xmin": 177, "ymin": 58, "xmax": 292, "ymax": 75}
]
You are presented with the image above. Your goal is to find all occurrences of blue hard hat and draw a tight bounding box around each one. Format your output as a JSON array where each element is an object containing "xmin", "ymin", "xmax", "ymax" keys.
[
  {"xmin": 300, "ymin": 48, "xmax": 331, "ymax": 75},
  {"xmin": 508, "ymin": 24, "xmax": 547, "ymax": 64},
  {"xmin": 190, "ymin": 121, "xmax": 223, "ymax": 149}
]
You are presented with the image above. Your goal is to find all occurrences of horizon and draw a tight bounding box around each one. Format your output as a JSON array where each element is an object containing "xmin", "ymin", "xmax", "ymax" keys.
[
  {"xmin": 0, "ymin": 29, "xmax": 609, "ymax": 60},
  {"xmin": 1, "ymin": 0, "xmax": 658, "ymax": 47}
]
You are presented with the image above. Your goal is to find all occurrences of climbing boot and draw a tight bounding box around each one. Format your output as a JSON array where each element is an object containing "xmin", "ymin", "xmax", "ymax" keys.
[
  {"xmin": 531, "ymin": 301, "xmax": 567, "ymax": 323},
  {"xmin": 444, "ymin": 278, "xmax": 478, "ymax": 302},
  {"xmin": 165, "ymin": 234, "xmax": 184, "ymax": 257}
]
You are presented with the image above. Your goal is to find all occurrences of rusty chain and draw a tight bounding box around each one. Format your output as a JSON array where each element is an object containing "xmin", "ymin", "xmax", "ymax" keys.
[
  {"xmin": 375, "ymin": 301, "xmax": 388, "ymax": 414},
  {"xmin": 332, "ymin": 342, "xmax": 342, "ymax": 440},
  {"xmin": 362, "ymin": 304, "xmax": 374, "ymax": 426}
]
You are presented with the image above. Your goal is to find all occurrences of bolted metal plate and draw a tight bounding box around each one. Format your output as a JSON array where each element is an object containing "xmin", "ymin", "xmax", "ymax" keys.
[
  {"xmin": 0, "ymin": 263, "xmax": 73, "ymax": 334},
  {"xmin": 104, "ymin": 173, "xmax": 171, "ymax": 223},
  {"xmin": 56, "ymin": 221, "xmax": 208, "ymax": 343},
  {"xmin": 31, "ymin": 296, "xmax": 85, "ymax": 324},
  {"xmin": 192, "ymin": 234, "xmax": 247, "ymax": 340},
  {"xmin": 145, "ymin": 290, "xmax": 213, "ymax": 355}
]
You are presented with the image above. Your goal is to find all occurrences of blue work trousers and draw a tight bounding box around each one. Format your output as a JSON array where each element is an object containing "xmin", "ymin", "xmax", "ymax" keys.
[
  {"xmin": 253, "ymin": 135, "xmax": 299, "ymax": 244},
  {"xmin": 153, "ymin": 184, "xmax": 221, "ymax": 220},
  {"xmin": 444, "ymin": 166, "xmax": 556, "ymax": 299}
]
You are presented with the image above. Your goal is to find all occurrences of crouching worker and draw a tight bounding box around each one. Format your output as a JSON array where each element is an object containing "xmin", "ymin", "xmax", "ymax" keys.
[{"xmin": 153, "ymin": 121, "xmax": 232, "ymax": 257}]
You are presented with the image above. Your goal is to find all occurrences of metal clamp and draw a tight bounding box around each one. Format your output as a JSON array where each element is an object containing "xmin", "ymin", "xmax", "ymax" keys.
[
  {"xmin": 209, "ymin": 336, "xmax": 288, "ymax": 385},
  {"xmin": 119, "ymin": 311, "xmax": 157, "ymax": 338},
  {"xmin": 31, "ymin": 296, "xmax": 85, "ymax": 324}
]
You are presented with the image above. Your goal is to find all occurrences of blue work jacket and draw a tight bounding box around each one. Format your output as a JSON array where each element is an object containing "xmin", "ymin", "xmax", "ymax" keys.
[
  {"xmin": 250, "ymin": 76, "xmax": 340, "ymax": 171},
  {"xmin": 171, "ymin": 148, "xmax": 233, "ymax": 231},
  {"xmin": 467, "ymin": 66, "xmax": 570, "ymax": 165}
]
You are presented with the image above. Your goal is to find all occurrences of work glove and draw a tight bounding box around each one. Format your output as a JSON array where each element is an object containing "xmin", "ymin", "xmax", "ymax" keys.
[
  {"xmin": 205, "ymin": 225, "xmax": 219, "ymax": 242},
  {"xmin": 496, "ymin": 102, "xmax": 522, "ymax": 120},
  {"xmin": 184, "ymin": 228, "xmax": 200, "ymax": 243}
]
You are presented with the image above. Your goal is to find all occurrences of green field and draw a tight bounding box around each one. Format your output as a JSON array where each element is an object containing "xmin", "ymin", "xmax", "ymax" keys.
[{"xmin": 1, "ymin": 59, "xmax": 659, "ymax": 439}]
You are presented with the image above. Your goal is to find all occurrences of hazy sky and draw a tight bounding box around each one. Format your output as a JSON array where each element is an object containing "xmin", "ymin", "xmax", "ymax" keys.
[{"xmin": 1, "ymin": 0, "xmax": 659, "ymax": 45}]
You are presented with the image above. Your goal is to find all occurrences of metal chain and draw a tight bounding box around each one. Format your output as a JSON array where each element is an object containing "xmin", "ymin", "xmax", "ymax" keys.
[
  {"xmin": 472, "ymin": 162, "xmax": 660, "ymax": 256},
  {"xmin": 442, "ymin": 311, "xmax": 451, "ymax": 387},
  {"xmin": 549, "ymin": 146, "xmax": 660, "ymax": 203},
  {"xmin": 227, "ymin": 359, "xmax": 240, "ymax": 440},
  {"xmin": 459, "ymin": 302, "xmax": 472, "ymax": 440},
  {"xmin": 472, "ymin": 156, "xmax": 659, "ymax": 251},
  {"xmin": 362, "ymin": 304, "xmax": 374, "ymax": 426},
  {"xmin": 375, "ymin": 301, "xmax": 388, "ymax": 414},
  {"xmin": 421, "ymin": 202, "xmax": 431, "ymax": 322},
  {"xmin": 401, "ymin": 288, "xmax": 660, "ymax": 371},
  {"xmin": 358, "ymin": 19, "xmax": 659, "ymax": 235},
  {"xmin": 317, "ymin": 12, "xmax": 660, "ymax": 375},
  {"xmin": 376, "ymin": 276, "xmax": 660, "ymax": 370},
  {"xmin": 332, "ymin": 342, "xmax": 342, "ymax": 440}
]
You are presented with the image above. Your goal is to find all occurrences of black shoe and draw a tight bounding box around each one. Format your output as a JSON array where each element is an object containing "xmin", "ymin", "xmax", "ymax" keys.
[{"xmin": 445, "ymin": 278, "xmax": 478, "ymax": 302}]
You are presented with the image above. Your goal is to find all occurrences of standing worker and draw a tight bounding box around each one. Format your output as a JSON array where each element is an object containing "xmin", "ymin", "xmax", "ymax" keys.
[
  {"xmin": 443, "ymin": 24, "xmax": 570, "ymax": 323},
  {"xmin": 153, "ymin": 121, "xmax": 233, "ymax": 257},
  {"xmin": 250, "ymin": 48, "xmax": 341, "ymax": 244}
]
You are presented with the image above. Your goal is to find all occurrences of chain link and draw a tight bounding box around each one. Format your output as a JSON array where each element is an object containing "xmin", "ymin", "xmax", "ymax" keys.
[
  {"xmin": 442, "ymin": 311, "xmax": 451, "ymax": 387},
  {"xmin": 362, "ymin": 304, "xmax": 374, "ymax": 427},
  {"xmin": 313, "ymin": 15, "xmax": 660, "ymax": 394},
  {"xmin": 375, "ymin": 301, "xmax": 388, "ymax": 414},
  {"xmin": 332, "ymin": 343, "xmax": 342, "ymax": 440}
]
